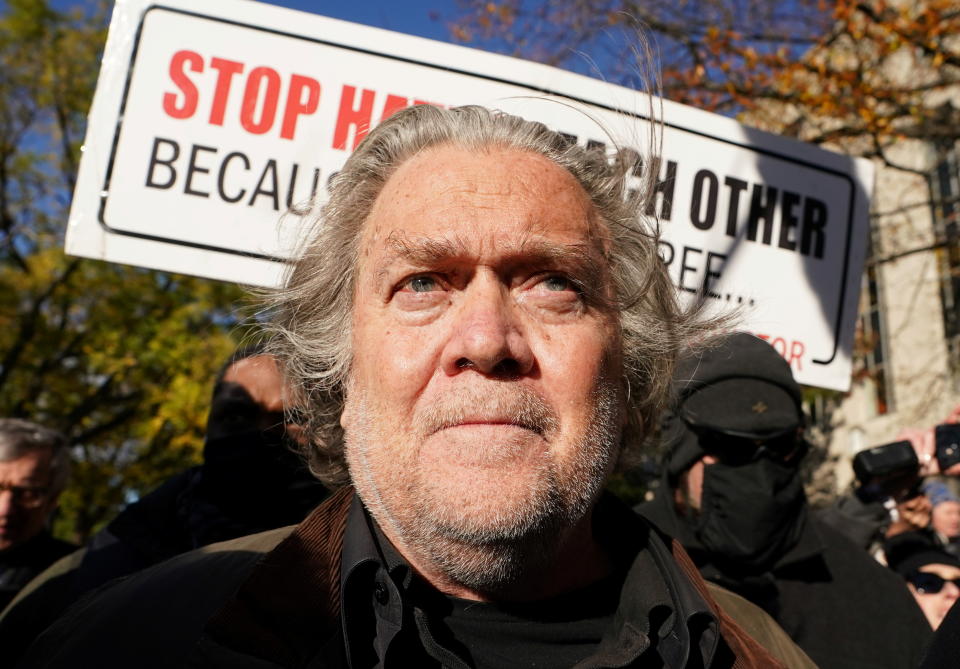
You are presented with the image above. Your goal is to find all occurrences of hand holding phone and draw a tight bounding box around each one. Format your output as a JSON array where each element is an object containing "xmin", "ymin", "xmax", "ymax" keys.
[{"xmin": 935, "ymin": 423, "xmax": 960, "ymax": 474}]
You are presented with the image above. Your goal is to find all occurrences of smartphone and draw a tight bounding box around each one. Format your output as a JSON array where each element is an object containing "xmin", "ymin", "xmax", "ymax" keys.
[{"xmin": 935, "ymin": 424, "xmax": 960, "ymax": 471}]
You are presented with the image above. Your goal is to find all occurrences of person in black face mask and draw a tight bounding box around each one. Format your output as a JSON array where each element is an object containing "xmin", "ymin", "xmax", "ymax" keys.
[
  {"xmin": 637, "ymin": 332, "xmax": 931, "ymax": 669},
  {"xmin": 0, "ymin": 345, "xmax": 328, "ymax": 662},
  {"xmin": 191, "ymin": 350, "xmax": 327, "ymax": 544},
  {"xmin": 88, "ymin": 346, "xmax": 327, "ymax": 566}
]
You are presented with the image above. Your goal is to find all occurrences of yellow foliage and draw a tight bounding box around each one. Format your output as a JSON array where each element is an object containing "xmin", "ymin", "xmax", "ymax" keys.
[{"xmin": 0, "ymin": 0, "xmax": 247, "ymax": 540}]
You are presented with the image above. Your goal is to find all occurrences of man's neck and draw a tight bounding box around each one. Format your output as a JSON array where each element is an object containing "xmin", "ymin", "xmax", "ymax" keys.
[{"xmin": 377, "ymin": 511, "xmax": 612, "ymax": 603}]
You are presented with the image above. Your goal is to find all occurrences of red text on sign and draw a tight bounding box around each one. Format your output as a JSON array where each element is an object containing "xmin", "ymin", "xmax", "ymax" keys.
[
  {"xmin": 754, "ymin": 332, "xmax": 805, "ymax": 372},
  {"xmin": 332, "ymin": 85, "xmax": 442, "ymax": 151},
  {"xmin": 161, "ymin": 50, "xmax": 321, "ymax": 141}
]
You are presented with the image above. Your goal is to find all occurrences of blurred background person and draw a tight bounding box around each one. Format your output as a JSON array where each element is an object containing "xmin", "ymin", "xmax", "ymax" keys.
[
  {"xmin": 81, "ymin": 345, "xmax": 326, "ymax": 568},
  {"xmin": 638, "ymin": 332, "xmax": 931, "ymax": 669},
  {"xmin": 0, "ymin": 419, "xmax": 74, "ymax": 610},
  {"xmin": 821, "ymin": 418, "xmax": 960, "ymax": 561},
  {"xmin": 885, "ymin": 531, "xmax": 960, "ymax": 630},
  {"xmin": 925, "ymin": 481, "xmax": 960, "ymax": 558},
  {"xmin": 0, "ymin": 345, "xmax": 327, "ymax": 660}
]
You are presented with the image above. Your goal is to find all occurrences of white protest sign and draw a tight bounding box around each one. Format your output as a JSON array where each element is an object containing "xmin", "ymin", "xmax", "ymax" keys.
[{"xmin": 67, "ymin": 0, "xmax": 873, "ymax": 390}]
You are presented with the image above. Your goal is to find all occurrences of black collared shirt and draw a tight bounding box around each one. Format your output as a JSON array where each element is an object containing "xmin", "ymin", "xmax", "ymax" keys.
[{"xmin": 339, "ymin": 494, "xmax": 720, "ymax": 668}]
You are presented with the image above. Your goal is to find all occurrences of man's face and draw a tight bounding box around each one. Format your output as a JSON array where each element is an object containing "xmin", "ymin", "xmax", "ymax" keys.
[
  {"xmin": 0, "ymin": 449, "xmax": 58, "ymax": 552},
  {"xmin": 341, "ymin": 145, "xmax": 623, "ymax": 579},
  {"xmin": 907, "ymin": 563, "xmax": 960, "ymax": 630},
  {"xmin": 933, "ymin": 501, "xmax": 960, "ymax": 539}
]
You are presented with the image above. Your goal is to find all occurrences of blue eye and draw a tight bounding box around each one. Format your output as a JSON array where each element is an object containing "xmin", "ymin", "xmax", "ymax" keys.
[
  {"xmin": 407, "ymin": 276, "xmax": 439, "ymax": 292},
  {"xmin": 543, "ymin": 275, "xmax": 573, "ymax": 292}
]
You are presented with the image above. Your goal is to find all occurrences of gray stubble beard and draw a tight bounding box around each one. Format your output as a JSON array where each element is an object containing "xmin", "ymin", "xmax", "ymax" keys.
[{"xmin": 343, "ymin": 380, "xmax": 622, "ymax": 595}]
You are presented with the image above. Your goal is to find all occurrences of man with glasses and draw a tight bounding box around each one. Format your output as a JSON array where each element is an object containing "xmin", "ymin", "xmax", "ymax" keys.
[
  {"xmin": 638, "ymin": 332, "xmax": 933, "ymax": 669},
  {"xmin": 885, "ymin": 531, "xmax": 960, "ymax": 630},
  {"xmin": 0, "ymin": 419, "xmax": 74, "ymax": 609}
]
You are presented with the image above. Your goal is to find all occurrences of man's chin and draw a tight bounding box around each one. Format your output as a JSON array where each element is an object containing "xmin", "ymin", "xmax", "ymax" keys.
[
  {"xmin": 419, "ymin": 425, "xmax": 547, "ymax": 469},
  {"xmin": 0, "ymin": 534, "xmax": 15, "ymax": 552},
  {"xmin": 412, "ymin": 470, "xmax": 568, "ymax": 544}
]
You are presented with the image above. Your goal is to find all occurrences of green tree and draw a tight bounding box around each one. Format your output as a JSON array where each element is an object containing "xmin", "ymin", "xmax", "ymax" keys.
[{"xmin": 0, "ymin": 0, "xmax": 246, "ymax": 542}]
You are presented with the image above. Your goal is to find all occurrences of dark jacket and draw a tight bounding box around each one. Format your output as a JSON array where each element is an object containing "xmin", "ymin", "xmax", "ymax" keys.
[
  {"xmin": 919, "ymin": 594, "xmax": 960, "ymax": 668},
  {"xmin": 0, "ymin": 464, "xmax": 327, "ymax": 662},
  {"xmin": 639, "ymin": 490, "xmax": 933, "ymax": 669},
  {"xmin": 0, "ymin": 532, "xmax": 75, "ymax": 610},
  {"xmin": 17, "ymin": 487, "xmax": 789, "ymax": 668}
]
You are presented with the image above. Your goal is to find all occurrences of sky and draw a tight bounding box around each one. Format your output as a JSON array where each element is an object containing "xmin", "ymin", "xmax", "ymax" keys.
[{"xmin": 258, "ymin": 0, "xmax": 462, "ymax": 44}]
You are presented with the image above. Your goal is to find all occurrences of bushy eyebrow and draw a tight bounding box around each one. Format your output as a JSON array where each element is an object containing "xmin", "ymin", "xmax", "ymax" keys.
[
  {"xmin": 375, "ymin": 231, "xmax": 604, "ymax": 276},
  {"xmin": 375, "ymin": 233, "xmax": 470, "ymax": 282},
  {"xmin": 373, "ymin": 231, "xmax": 612, "ymax": 306}
]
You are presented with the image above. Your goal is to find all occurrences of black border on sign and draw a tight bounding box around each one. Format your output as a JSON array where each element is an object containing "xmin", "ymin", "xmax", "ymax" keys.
[{"xmin": 97, "ymin": 4, "xmax": 861, "ymax": 366}]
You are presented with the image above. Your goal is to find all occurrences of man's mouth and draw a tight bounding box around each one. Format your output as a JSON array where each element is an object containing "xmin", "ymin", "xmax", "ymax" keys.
[
  {"xmin": 433, "ymin": 417, "xmax": 544, "ymax": 436},
  {"xmin": 418, "ymin": 386, "xmax": 559, "ymax": 439}
]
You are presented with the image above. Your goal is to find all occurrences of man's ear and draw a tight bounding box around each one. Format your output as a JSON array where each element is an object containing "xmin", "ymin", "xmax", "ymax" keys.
[{"xmin": 340, "ymin": 386, "xmax": 355, "ymax": 432}]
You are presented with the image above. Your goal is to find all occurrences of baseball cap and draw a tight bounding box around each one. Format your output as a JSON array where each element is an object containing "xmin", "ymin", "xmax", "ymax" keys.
[
  {"xmin": 664, "ymin": 332, "xmax": 803, "ymax": 477},
  {"xmin": 675, "ymin": 332, "xmax": 802, "ymax": 437}
]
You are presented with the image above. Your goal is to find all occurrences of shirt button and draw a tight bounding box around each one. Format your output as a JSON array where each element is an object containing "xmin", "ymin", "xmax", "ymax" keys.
[{"xmin": 374, "ymin": 581, "xmax": 389, "ymax": 605}]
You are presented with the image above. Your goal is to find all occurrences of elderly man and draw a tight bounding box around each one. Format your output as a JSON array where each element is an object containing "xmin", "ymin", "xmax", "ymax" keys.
[
  {"xmin": 638, "ymin": 332, "xmax": 932, "ymax": 668},
  {"xmin": 14, "ymin": 106, "xmax": 806, "ymax": 668},
  {"xmin": 0, "ymin": 419, "xmax": 74, "ymax": 610}
]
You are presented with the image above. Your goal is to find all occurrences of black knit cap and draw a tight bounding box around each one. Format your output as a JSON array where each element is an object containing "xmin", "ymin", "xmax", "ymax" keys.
[
  {"xmin": 885, "ymin": 531, "xmax": 960, "ymax": 577},
  {"xmin": 664, "ymin": 332, "xmax": 803, "ymax": 478}
]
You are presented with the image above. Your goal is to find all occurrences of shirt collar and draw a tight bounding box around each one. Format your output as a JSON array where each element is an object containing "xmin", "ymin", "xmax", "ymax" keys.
[
  {"xmin": 340, "ymin": 495, "xmax": 414, "ymax": 668},
  {"xmin": 592, "ymin": 493, "xmax": 719, "ymax": 667},
  {"xmin": 340, "ymin": 493, "xmax": 719, "ymax": 668}
]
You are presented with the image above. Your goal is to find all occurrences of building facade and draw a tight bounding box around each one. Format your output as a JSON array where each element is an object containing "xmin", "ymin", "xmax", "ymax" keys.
[{"xmin": 825, "ymin": 133, "xmax": 960, "ymax": 492}]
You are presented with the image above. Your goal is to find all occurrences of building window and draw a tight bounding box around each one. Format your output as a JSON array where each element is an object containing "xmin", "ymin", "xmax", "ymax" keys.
[
  {"xmin": 929, "ymin": 142, "xmax": 960, "ymax": 385},
  {"xmin": 856, "ymin": 227, "xmax": 891, "ymax": 415}
]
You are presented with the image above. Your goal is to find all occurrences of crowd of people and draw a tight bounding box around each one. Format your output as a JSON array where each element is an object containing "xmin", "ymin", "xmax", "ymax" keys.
[
  {"xmin": 0, "ymin": 346, "xmax": 329, "ymax": 658},
  {"xmin": 1, "ymin": 104, "xmax": 960, "ymax": 667}
]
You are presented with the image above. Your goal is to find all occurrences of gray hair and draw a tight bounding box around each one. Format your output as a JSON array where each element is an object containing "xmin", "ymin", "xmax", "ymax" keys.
[
  {"xmin": 265, "ymin": 104, "xmax": 713, "ymax": 486},
  {"xmin": 0, "ymin": 418, "xmax": 71, "ymax": 496}
]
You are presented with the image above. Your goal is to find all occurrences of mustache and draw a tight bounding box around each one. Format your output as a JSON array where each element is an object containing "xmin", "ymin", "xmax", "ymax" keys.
[{"xmin": 418, "ymin": 385, "xmax": 559, "ymax": 437}]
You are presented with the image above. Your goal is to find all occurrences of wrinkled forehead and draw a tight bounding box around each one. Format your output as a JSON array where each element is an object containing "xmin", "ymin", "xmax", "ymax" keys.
[
  {"xmin": 357, "ymin": 144, "xmax": 610, "ymax": 259},
  {"xmin": 0, "ymin": 448, "xmax": 53, "ymax": 480}
]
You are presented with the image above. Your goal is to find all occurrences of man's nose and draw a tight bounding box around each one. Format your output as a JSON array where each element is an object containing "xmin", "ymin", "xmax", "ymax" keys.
[
  {"xmin": 0, "ymin": 489, "xmax": 14, "ymax": 516},
  {"xmin": 441, "ymin": 275, "xmax": 534, "ymax": 378}
]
